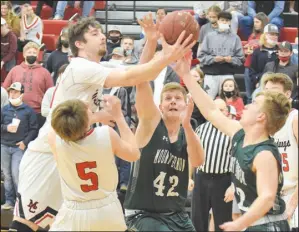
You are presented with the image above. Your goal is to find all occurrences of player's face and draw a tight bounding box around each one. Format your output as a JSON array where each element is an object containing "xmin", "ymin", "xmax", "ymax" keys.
[
  {"xmin": 223, "ymin": 80, "xmax": 235, "ymax": 92},
  {"xmin": 240, "ymin": 95, "xmax": 265, "ymax": 127},
  {"xmin": 264, "ymin": 81, "xmax": 291, "ymax": 99},
  {"xmin": 160, "ymin": 90, "xmax": 186, "ymax": 119},
  {"xmin": 83, "ymin": 26, "xmax": 107, "ymax": 57}
]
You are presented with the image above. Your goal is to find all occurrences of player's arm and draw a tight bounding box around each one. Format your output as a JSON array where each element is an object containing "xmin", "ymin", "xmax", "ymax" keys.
[
  {"xmin": 174, "ymin": 56, "xmax": 242, "ymax": 137},
  {"xmin": 221, "ymin": 151, "xmax": 280, "ymax": 231}
]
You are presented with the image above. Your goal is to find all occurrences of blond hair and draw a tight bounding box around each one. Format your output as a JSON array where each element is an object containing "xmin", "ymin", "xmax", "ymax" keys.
[
  {"xmin": 23, "ymin": 42, "xmax": 40, "ymax": 53},
  {"xmin": 256, "ymin": 91, "xmax": 291, "ymax": 135},
  {"xmin": 160, "ymin": 82, "xmax": 187, "ymax": 103},
  {"xmin": 191, "ymin": 65, "xmax": 204, "ymax": 80},
  {"xmin": 261, "ymin": 72, "xmax": 294, "ymax": 92},
  {"xmin": 51, "ymin": 99, "xmax": 89, "ymax": 142}
]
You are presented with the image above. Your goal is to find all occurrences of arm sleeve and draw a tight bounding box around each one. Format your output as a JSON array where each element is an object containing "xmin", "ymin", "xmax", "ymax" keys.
[
  {"xmin": 249, "ymin": 50, "xmax": 259, "ymax": 81},
  {"xmin": 231, "ymin": 37, "xmax": 245, "ymax": 66},
  {"xmin": 46, "ymin": 53, "xmax": 53, "ymax": 74},
  {"xmin": 268, "ymin": 1, "xmax": 285, "ymax": 21},
  {"xmin": 2, "ymin": 34, "xmax": 17, "ymax": 63},
  {"xmin": 198, "ymin": 36, "xmax": 216, "ymax": 65},
  {"xmin": 23, "ymin": 108, "xmax": 39, "ymax": 146}
]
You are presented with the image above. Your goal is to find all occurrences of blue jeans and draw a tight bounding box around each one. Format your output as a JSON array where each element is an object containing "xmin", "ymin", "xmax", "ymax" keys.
[
  {"xmin": 1, "ymin": 144, "xmax": 24, "ymax": 205},
  {"xmin": 115, "ymin": 156, "xmax": 130, "ymax": 188},
  {"xmin": 239, "ymin": 15, "xmax": 284, "ymax": 40},
  {"xmin": 244, "ymin": 68, "xmax": 253, "ymax": 104},
  {"xmin": 55, "ymin": 1, "xmax": 94, "ymax": 18}
]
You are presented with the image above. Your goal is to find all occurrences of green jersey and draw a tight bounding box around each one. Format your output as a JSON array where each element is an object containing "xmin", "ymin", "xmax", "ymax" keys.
[
  {"xmin": 230, "ymin": 129, "xmax": 285, "ymax": 215},
  {"xmin": 124, "ymin": 120, "xmax": 189, "ymax": 213}
]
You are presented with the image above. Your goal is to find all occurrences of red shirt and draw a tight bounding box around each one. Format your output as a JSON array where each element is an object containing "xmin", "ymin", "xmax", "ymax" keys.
[{"xmin": 244, "ymin": 33, "xmax": 262, "ymax": 68}]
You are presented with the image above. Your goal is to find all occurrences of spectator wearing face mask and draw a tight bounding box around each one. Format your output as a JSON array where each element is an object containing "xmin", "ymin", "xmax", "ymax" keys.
[
  {"xmin": 46, "ymin": 28, "xmax": 70, "ymax": 84},
  {"xmin": 108, "ymin": 47, "xmax": 126, "ymax": 65},
  {"xmin": 3, "ymin": 42, "xmax": 53, "ymax": 130},
  {"xmin": 243, "ymin": 12, "xmax": 269, "ymax": 104},
  {"xmin": 198, "ymin": 11, "xmax": 244, "ymax": 100},
  {"xmin": 193, "ymin": 1, "xmax": 224, "ymax": 26},
  {"xmin": 1, "ymin": 82, "xmax": 38, "ymax": 210},
  {"xmin": 197, "ymin": 5, "xmax": 222, "ymax": 56},
  {"xmin": 249, "ymin": 24, "xmax": 279, "ymax": 91},
  {"xmin": 106, "ymin": 26, "xmax": 122, "ymax": 56},
  {"xmin": 121, "ymin": 36, "xmax": 138, "ymax": 64}
]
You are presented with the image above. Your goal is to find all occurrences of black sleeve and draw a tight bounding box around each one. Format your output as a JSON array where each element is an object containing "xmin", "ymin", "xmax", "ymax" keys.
[{"xmin": 23, "ymin": 108, "xmax": 39, "ymax": 146}]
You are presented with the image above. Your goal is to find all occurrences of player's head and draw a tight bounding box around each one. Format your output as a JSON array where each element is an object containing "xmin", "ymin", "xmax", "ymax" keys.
[
  {"xmin": 51, "ymin": 99, "xmax": 93, "ymax": 142},
  {"xmin": 68, "ymin": 17, "xmax": 106, "ymax": 58},
  {"xmin": 261, "ymin": 72, "xmax": 293, "ymax": 100},
  {"xmin": 206, "ymin": 5, "xmax": 221, "ymax": 25},
  {"xmin": 217, "ymin": 11, "xmax": 232, "ymax": 31},
  {"xmin": 159, "ymin": 82, "xmax": 187, "ymax": 119},
  {"xmin": 214, "ymin": 99, "xmax": 229, "ymax": 117},
  {"xmin": 240, "ymin": 91, "xmax": 290, "ymax": 135}
]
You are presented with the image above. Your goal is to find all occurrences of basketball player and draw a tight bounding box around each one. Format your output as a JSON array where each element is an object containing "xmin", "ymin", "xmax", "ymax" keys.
[
  {"xmin": 261, "ymin": 73, "xmax": 298, "ymax": 230},
  {"xmin": 47, "ymin": 96, "xmax": 139, "ymax": 231},
  {"xmin": 171, "ymin": 56, "xmax": 291, "ymax": 231},
  {"xmin": 10, "ymin": 15, "xmax": 196, "ymax": 231}
]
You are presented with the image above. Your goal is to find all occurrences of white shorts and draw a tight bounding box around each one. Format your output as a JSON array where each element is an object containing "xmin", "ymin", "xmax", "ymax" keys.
[
  {"xmin": 50, "ymin": 193, "xmax": 127, "ymax": 231},
  {"xmin": 14, "ymin": 150, "xmax": 63, "ymax": 229},
  {"xmin": 282, "ymin": 191, "xmax": 298, "ymax": 228}
]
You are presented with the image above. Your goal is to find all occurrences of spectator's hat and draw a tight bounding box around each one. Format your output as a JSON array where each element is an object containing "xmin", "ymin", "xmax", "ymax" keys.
[
  {"xmin": 228, "ymin": 105, "xmax": 237, "ymax": 117},
  {"xmin": 108, "ymin": 25, "xmax": 122, "ymax": 34},
  {"xmin": 110, "ymin": 47, "xmax": 125, "ymax": 57},
  {"xmin": 1, "ymin": 17, "xmax": 6, "ymax": 25},
  {"xmin": 7, "ymin": 82, "xmax": 25, "ymax": 94},
  {"xmin": 264, "ymin": 24, "xmax": 279, "ymax": 34},
  {"xmin": 278, "ymin": 41, "xmax": 293, "ymax": 52}
]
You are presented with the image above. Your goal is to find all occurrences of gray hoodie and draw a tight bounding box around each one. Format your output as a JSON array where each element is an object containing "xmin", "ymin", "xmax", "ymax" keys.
[{"xmin": 199, "ymin": 29, "xmax": 244, "ymax": 75}]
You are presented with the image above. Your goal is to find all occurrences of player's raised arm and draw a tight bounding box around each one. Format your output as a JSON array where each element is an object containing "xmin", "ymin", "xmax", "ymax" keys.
[{"xmin": 172, "ymin": 55, "xmax": 242, "ymax": 137}]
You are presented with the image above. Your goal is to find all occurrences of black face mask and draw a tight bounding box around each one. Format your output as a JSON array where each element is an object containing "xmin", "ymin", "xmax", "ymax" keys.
[
  {"xmin": 223, "ymin": 90, "xmax": 235, "ymax": 98},
  {"xmin": 26, "ymin": 56, "xmax": 37, "ymax": 65},
  {"xmin": 109, "ymin": 36, "xmax": 120, "ymax": 43},
  {"xmin": 61, "ymin": 40, "xmax": 69, "ymax": 48}
]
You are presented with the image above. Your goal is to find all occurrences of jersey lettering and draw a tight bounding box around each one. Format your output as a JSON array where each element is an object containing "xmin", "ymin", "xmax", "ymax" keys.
[
  {"xmin": 153, "ymin": 171, "xmax": 179, "ymax": 197},
  {"xmin": 76, "ymin": 161, "xmax": 99, "ymax": 192}
]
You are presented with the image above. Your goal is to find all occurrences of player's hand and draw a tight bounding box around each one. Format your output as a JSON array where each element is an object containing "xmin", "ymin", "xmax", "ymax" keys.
[
  {"xmin": 171, "ymin": 50, "xmax": 192, "ymax": 78},
  {"xmin": 138, "ymin": 12, "xmax": 159, "ymax": 41},
  {"xmin": 188, "ymin": 178, "xmax": 194, "ymax": 191},
  {"xmin": 224, "ymin": 185, "xmax": 235, "ymax": 203},
  {"xmin": 16, "ymin": 141, "xmax": 26, "ymax": 150},
  {"xmin": 7, "ymin": 124, "xmax": 18, "ymax": 133},
  {"xmin": 214, "ymin": 56, "xmax": 224, "ymax": 62},
  {"xmin": 286, "ymin": 199, "xmax": 297, "ymax": 220},
  {"xmin": 160, "ymin": 30, "xmax": 196, "ymax": 65},
  {"xmin": 220, "ymin": 221, "xmax": 243, "ymax": 231},
  {"xmin": 92, "ymin": 110, "xmax": 115, "ymax": 127},
  {"xmin": 102, "ymin": 95, "xmax": 123, "ymax": 120},
  {"xmin": 180, "ymin": 95, "xmax": 194, "ymax": 129},
  {"xmin": 224, "ymin": 56, "xmax": 232, "ymax": 63}
]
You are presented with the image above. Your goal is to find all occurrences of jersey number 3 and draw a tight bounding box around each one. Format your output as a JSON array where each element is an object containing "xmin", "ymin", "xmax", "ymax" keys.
[
  {"xmin": 153, "ymin": 171, "xmax": 179, "ymax": 197},
  {"xmin": 76, "ymin": 161, "xmax": 99, "ymax": 192}
]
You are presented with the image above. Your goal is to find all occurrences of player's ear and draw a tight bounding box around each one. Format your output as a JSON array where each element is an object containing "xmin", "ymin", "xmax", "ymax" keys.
[{"xmin": 75, "ymin": 40, "xmax": 84, "ymax": 50}]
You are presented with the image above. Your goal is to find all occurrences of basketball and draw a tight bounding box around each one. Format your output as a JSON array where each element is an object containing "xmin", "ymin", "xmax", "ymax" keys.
[{"xmin": 158, "ymin": 11, "xmax": 200, "ymax": 45}]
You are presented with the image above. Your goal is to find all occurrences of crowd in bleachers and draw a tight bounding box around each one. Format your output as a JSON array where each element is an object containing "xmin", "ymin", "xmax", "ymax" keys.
[{"xmin": 1, "ymin": 1, "xmax": 298, "ymax": 231}]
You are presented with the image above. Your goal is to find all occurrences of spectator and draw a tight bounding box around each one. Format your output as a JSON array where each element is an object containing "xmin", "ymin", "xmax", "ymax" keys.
[
  {"xmin": 198, "ymin": 11, "xmax": 244, "ymax": 99},
  {"xmin": 219, "ymin": 79, "xmax": 245, "ymax": 120},
  {"xmin": 291, "ymin": 37, "xmax": 298, "ymax": 65},
  {"xmin": 1, "ymin": 17, "xmax": 17, "ymax": 78},
  {"xmin": 121, "ymin": 36, "xmax": 138, "ymax": 64},
  {"xmin": 41, "ymin": 64, "xmax": 68, "ymax": 118},
  {"xmin": 193, "ymin": 1, "xmax": 224, "ymax": 26},
  {"xmin": 249, "ymin": 24, "xmax": 279, "ymax": 90},
  {"xmin": 1, "ymin": 86, "xmax": 9, "ymax": 108},
  {"xmin": 223, "ymin": 1, "xmax": 248, "ymax": 34},
  {"xmin": 243, "ymin": 12, "xmax": 269, "ymax": 104},
  {"xmin": 46, "ymin": 27, "xmax": 69, "ymax": 84},
  {"xmin": 35, "ymin": 0, "xmax": 58, "ymax": 19},
  {"xmin": 1, "ymin": 1, "xmax": 20, "ymax": 37},
  {"xmin": 156, "ymin": 8, "xmax": 167, "ymax": 23},
  {"xmin": 1, "ymin": 82, "xmax": 38, "ymax": 210},
  {"xmin": 53, "ymin": 1, "xmax": 94, "ymax": 20},
  {"xmin": 192, "ymin": 98, "xmax": 234, "ymax": 231},
  {"xmin": 239, "ymin": 1, "xmax": 285, "ymax": 40},
  {"xmin": 18, "ymin": 4, "xmax": 43, "ymax": 52},
  {"xmin": 196, "ymin": 5, "xmax": 222, "ymax": 56},
  {"xmin": 263, "ymin": 41, "xmax": 298, "ymax": 98},
  {"xmin": 108, "ymin": 47, "xmax": 126, "ymax": 65},
  {"xmin": 106, "ymin": 26, "xmax": 122, "ymax": 57},
  {"xmin": 3, "ymin": 42, "xmax": 54, "ymax": 130}
]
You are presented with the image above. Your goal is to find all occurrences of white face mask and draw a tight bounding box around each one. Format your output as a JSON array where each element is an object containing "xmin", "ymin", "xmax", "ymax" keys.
[
  {"xmin": 9, "ymin": 94, "xmax": 23, "ymax": 106},
  {"xmin": 265, "ymin": 34, "xmax": 277, "ymax": 46},
  {"xmin": 218, "ymin": 23, "xmax": 230, "ymax": 31}
]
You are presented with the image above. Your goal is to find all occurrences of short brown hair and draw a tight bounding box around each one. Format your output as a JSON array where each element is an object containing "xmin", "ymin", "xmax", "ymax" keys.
[
  {"xmin": 207, "ymin": 5, "xmax": 222, "ymax": 15},
  {"xmin": 68, "ymin": 17, "xmax": 102, "ymax": 57},
  {"xmin": 23, "ymin": 42, "xmax": 40, "ymax": 53},
  {"xmin": 261, "ymin": 72, "xmax": 294, "ymax": 93},
  {"xmin": 51, "ymin": 99, "xmax": 89, "ymax": 142},
  {"xmin": 256, "ymin": 91, "xmax": 291, "ymax": 135},
  {"xmin": 160, "ymin": 82, "xmax": 187, "ymax": 103}
]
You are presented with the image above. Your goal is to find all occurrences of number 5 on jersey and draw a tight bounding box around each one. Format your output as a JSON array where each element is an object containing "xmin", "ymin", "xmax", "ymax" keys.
[
  {"xmin": 153, "ymin": 171, "xmax": 179, "ymax": 197},
  {"xmin": 76, "ymin": 161, "xmax": 99, "ymax": 192}
]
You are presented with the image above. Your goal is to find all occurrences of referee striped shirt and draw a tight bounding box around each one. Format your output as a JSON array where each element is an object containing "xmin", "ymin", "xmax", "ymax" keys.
[{"xmin": 195, "ymin": 121, "xmax": 231, "ymax": 174}]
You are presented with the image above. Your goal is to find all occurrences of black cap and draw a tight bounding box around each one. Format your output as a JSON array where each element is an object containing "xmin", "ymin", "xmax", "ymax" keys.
[{"xmin": 278, "ymin": 41, "xmax": 293, "ymax": 52}]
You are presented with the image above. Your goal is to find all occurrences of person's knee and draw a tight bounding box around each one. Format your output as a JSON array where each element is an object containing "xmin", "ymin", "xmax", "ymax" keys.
[
  {"xmin": 270, "ymin": 17, "xmax": 284, "ymax": 29},
  {"xmin": 239, "ymin": 16, "xmax": 253, "ymax": 26},
  {"xmin": 10, "ymin": 220, "xmax": 34, "ymax": 232}
]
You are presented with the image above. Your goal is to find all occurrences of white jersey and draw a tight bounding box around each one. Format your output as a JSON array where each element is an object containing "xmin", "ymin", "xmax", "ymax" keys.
[
  {"xmin": 274, "ymin": 109, "xmax": 298, "ymax": 192},
  {"xmin": 28, "ymin": 57, "xmax": 113, "ymax": 153},
  {"xmin": 55, "ymin": 126, "xmax": 118, "ymax": 201}
]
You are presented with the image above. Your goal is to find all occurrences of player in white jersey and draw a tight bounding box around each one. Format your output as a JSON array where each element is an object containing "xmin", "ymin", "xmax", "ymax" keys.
[
  {"xmin": 261, "ymin": 73, "xmax": 298, "ymax": 229},
  {"xmin": 10, "ymin": 15, "xmax": 196, "ymax": 231},
  {"xmin": 47, "ymin": 96, "xmax": 140, "ymax": 231}
]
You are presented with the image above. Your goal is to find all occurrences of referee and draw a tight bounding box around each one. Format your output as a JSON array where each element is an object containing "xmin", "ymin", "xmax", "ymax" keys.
[{"xmin": 191, "ymin": 99, "xmax": 234, "ymax": 231}]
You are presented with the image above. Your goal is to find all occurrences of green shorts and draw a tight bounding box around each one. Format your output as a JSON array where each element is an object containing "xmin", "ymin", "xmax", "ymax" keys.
[
  {"xmin": 126, "ymin": 211, "xmax": 195, "ymax": 231},
  {"xmin": 246, "ymin": 220, "xmax": 290, "ymax": 231}
]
